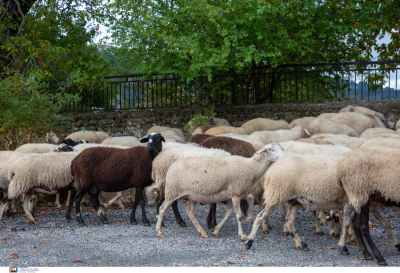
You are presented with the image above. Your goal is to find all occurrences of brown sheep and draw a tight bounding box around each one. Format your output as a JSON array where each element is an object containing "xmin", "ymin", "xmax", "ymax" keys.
[
  {"xmin": 70, "ymin": 133, "xmax": 165, "ymax": 226},
  {"xmin": 200, "ymin": 136, "xmax": 256, "ymax": 158},
  {"xmin": 186, "ymin": 134, "xmax": 214, "ymax": 144}
]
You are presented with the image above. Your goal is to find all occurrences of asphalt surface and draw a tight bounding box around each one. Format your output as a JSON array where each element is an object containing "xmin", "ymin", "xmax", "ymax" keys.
[{"xmin": 1, "ymin": 199, "xmax": 400, "ymax": 267}]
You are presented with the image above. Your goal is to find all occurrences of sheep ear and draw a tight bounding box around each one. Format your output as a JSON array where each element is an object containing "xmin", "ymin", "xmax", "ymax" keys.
[
  {"xmin": 140, "ymin": 137, "xmax": 149, "ymax": 143},
  {"xmin": 304, "ymin": 129, "xmax": 311, "ymax": 136},
  {"xmin": 161, "ymin": 136, "xmax": 166, "ymax": 142}
]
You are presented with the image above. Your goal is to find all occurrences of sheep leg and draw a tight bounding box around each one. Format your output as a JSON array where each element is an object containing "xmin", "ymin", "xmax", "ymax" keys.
[
  {"xmin": 352, "ymin": 208, "xmax": 374, "ymax": 261},
  {"xmin": 245, "ymin": 205, "xmax": 276, "ymax": 249},
  {"xmin": 90, "ymin": 192, "xmax": 108, "ymax": 224},
  {"xmin": 129, "ymin": 188, "xmax": 135, "ymax": 203},
  {"xmin": 55, "ymin": 194, "xmax": 61, "ymax": 208},
  {"xmin": 207, "ymin": 203, "xmax": 218, "ymax": 230},
  {"xmin": 130, "ymin": 186, "xmax": 149, "ymax": 226},
  {"xmin": 155, "ymin": 191, "xmax": 166, "ymax": 227},
  {"xmin": 260, "ymin": 200, "xmax": 271, "ymax": 233},
  {"xmin": 29, "ymin": 193, "xmax": 38, "ymax": 217},
  {"xmin": 75, "ymin": 191, "xmax": 88, "ymax": 225},
  {"xmin": 0, "ymin": 202, "xmax": 8, "ymax": 220},
  {"xmin": 357, "ymin": 204, "xmax": 387, "ymax": 266},
  {"xmin": 338, "ymin": 205, "xmax": 354, "ymax": 255},
  {"xmin": 280, "ymin": 203, "xmax": 287, "ymax": 219},
  {"xmin": 23, "ymin": 192, "xmax": 37, "ymax": 224},
  {"xmin": 319, "ymin": 210, "xmax": 328, "ymax": 226},
  {"xmin": 186, "ymin": 199, "xmax": 208, "ymax": 238},
  {"xmin": 287, "ymin": 204, "xmax": 309, "ymax": 250},
  {"xmin": 103, "ymin": 191, "xmax": 123, "ymax": 209},
  {"xmin": 312, "ymin": 210, "xmax": 324, "ymax": 235},
  {"xmin": 232, "ymin": 196, "xmax": 247, "ymax": 241},
  {"xmin": 369, "ymin": 203, "xmax": 400, "ymax": 251},
  {"xmin": 155, "ymin": 199, "xmax": 176, "ymax": 237},
  {"xmin": 11, "ymin": 199, "xmax": 18, "ymax": 213},
  {"xmin": 213, "ymin": 200, "xmax": 233, "ymax": 238},
  {"xmin": 65, "ymin": 189, "xmax": 76, "ymax": 220},
  {"xmin": 171, "ymin": 200, "xmax": 187, "ymax": 227}
]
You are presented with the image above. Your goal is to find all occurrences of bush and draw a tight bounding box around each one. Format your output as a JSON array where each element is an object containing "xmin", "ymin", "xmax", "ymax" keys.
[{"xmin": 0, "ymin": 70, "xmax": 78, "ymax": 150}]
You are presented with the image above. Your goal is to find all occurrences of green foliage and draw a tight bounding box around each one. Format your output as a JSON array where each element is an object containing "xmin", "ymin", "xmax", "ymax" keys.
[
  {"xmin": 183, "ymin": 104, "xmax": 216, "ymax": 134},
  {"xmin": 0, "ymin": 69, "xmax": 78, "ymax": 150}
]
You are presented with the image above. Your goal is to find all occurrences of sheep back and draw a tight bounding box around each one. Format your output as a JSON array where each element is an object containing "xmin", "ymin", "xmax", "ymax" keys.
[
  {"xmin": 339, "ymin": 105, "xmax": 386, "ymax": 125},
  {"xmin": 101, "ymin": 136, "xmax": 139, "ymax": 147},
  {"xmin": 248, "ymin": 126, "xmax": 307, "ymax": 144},
  {"xmin": 360, "ymin": 128, "xmax": 398, "ymax": 138},
  {"xmin": 307, "ymin": 118, "xmax": 359, "ymax": 137},
  {"xmin": 332, "ymin": 112, "xmax": 385, "ymax": 134},
  {"xmin": 187, "ymin": 134, "xmax": 214, "ymax": 144},
  {"xmin": 74, "ymin": 144, "xmax": 106, "ymax": 152},
  {"xmin": 7, "ymin": 153, "xmax": 78, "ymax": 199},
  {"xmin": 219, "ymin": 134, "xmax": 264, "ymax": 151},
  {"xmin": 280, "ymin": 141, "xmax": 351, "ymax": 155},
  {"xmin": 0, "ymin": 151, "xmax": 26, "ymax": 189},
  {"xmin": 15, "ymin": 143, "xmax": 57, "ymax": 154},
  {"xmin": 309, "ymin": 134, "xmax": 367, "ymax": 149},
  {"xmin": 360, "ymin": 137, "xmax": 400, "ymax": 149},
  {"xmin": 71, "ymin": 147, "xmax": 153, "ymax": 193},
  {"xmin": 213, "ymin": 117, "xmax": 230, "ymax": 126},
  {"xmin": 338, "ymin": 147, "xmax": 400, "ymax": 212},
  {"xmin": 192, "ymin": 125, "xmax": 216, "ymax": 136},
  {"xmin": 288, "ymin": 117, "xmax": 316, "ymax": 129},
  {"xmin": 241, "ymin": 118, "xmax": 289, "ymax": 134},
  {"xmin": 66, "ymin": 131, "xmax": 111, "ymax": 143},
  {"xmin": 205, "ymin": 126, "xmax": 246, "ymax": 136},
  {"xmin": 200, "ymin": 136, "xmax": 256, "ymax": 158},
  {"xmin": 317, "ymin": 113, "xmax": 337, "ymax": 119}
]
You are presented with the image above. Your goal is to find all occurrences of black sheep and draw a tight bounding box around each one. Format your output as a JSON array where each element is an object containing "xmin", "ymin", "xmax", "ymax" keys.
[{"xmin": 70, "ymin": 133, "xmax": 165, "ymax": 225}]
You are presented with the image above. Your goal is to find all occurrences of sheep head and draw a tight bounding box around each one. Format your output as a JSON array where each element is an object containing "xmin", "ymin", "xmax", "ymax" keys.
[
  {"xmin": 140, "ymin": 133, "xmax": 166, "ymax": 156},
  {"xmin": 258, "ymin": 143, "xmax": 285, "ymax": 162}
]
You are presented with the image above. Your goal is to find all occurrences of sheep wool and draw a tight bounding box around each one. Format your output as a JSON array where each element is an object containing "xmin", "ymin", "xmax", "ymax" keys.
[
  {"xmin": 15, "ymin": 143, "xmax": 57, "ymax": 154},
  {"xmin": 360, "ymin": 128, "xmax": 398, "ymax": 138},
  {"xmin": 219, "ymin": 134, "xmax": 265, "ymax": 151},
  {"xmin": 360, "ymin": 137, "xmax": 400, "ymax": 149},
  {"xmin": 213, "ymin": 117, "xmax": 230, "ymax": 126},
  {"xmin": 7, "ymin": 153, "xmax": 78, "ymax": 199},
  {"xmin": 151, "ymin": 145, "xmax": 231, "ymax": 191},
  {"xmin": 74, "ymin": 144, "xmax": 106, "ymax": 152},
  {"xmin": 192, "ymin": 125, "xmax": 216, "ymax": 136},
  {"xmin": 147, "ymin": 126, "xmax": 185, "ymax": 140},
  {"xmin": 307, "ymin": 118, "xmax": 359, "ymax": 137},
  {"xmin": 66, "ymin": 131, "xmax": 111, "ymax": 143},
  {"xmin": 159, "ymin": 129, "xmax": 185, "ymax": 141},
  {"xmin": 308, "ymin": 134, "xmax": 367, "ymax": 149},
  {"xmin": 397, "ymin": 120, "xmax": 400, "ymax": 131},
  {"xmin": 339, "ymin": 105, "xmax": 386, "ymax": 124},
  {"xmin": 248, "ymin": 126, "xmax": 309, "ymax": 144},
  {"xmin": 200, "ymin": 136, "xmax": 256, "ymax": 158},
  {"xmin": 186, "ymin": 134, "xmax": 214, "ymax": 144},
  {"xmin": 0, "ymin": 151, "xmax": 26, "ymax": 190},
  {"xmin": 317, "ymin": 113, "xmax": 337, "ymax": 119},
  {"xmin": 205, "ymin": 126, "xmax": 247, "ymax": 136},
  {"xmin": 332, "ymin": 112, "xmax": 385, "ymax": 135},
  {"xmin": 288, "ymin": 117, "xmax": 316, "ymax": 129},
  {"xmin": 338, "ymin": 147, "xmax": 400, "ymax": 212},
  {"xmin": 279, "ymin": 141, "xmax": 351, "ymax": 156},
  {"xmin": 101, "ymin": 136, "xmax": 139, "ymax": 147},
  {"xmin": 241, "ymin": 118, "xmax": 289, "ymax": 134}
]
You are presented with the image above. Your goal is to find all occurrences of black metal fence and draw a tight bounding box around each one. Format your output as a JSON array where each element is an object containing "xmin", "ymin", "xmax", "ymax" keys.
[{"xmin": 46, "ymin": 60, "xmax": 400, "ymax": 113}]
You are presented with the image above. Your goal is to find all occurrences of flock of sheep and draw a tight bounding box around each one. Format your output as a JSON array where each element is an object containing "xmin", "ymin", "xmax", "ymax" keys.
[{"xmin": 1, "ymin": 105, "xmax": 400, "ymax": 266}]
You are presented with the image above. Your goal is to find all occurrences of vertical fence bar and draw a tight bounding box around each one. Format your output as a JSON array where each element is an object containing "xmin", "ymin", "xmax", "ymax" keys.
[{"xmin": 295, "ymin": 66, "xmax": 298, "ymax": 102}]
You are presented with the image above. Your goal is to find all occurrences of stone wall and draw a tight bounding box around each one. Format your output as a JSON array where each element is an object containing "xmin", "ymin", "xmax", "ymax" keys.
[{"xmin": 60, "ymin": 100, "xmax": 400, "ymax": 138}]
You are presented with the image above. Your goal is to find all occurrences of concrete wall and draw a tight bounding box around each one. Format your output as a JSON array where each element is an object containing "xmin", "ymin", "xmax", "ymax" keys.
[{"xmin": 60, "ymin": 100, "xmax": 400, "ymax": 139}]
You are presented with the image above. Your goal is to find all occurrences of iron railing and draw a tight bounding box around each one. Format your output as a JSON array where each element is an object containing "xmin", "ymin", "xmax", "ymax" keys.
[{"xmin": 46, "ymin": 60, "xmax": 400, "ymax": 112}]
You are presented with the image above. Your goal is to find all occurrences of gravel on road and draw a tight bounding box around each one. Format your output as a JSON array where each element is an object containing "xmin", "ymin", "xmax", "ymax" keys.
[{"xmin": 1, "ymin": 199, "xmax": 399, "ymax": 267}]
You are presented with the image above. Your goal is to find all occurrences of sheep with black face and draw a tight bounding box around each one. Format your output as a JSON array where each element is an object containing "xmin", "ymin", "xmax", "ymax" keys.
[{"xmin": 70, "ymin": 133, "xmax": 165, "ymax": 226}]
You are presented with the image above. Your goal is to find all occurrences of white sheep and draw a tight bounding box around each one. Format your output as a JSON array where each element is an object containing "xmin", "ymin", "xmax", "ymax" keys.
[
  {"xmin": 373, "ymin": 134, "xmax": 400, "ymax": 140},
  {"xmin": 359, "ymin": 128, "xmax": 399, "ymax": 138},
  {"xmin": 332, "ymin": 112, "xmax": 385, "ymax": 135},
  {"xmin": 248, "ymin": 126, "xmax": 310, "ymax": 144},
  {"xmin": 101, "ymin": 136, "xmax": 139, "ymax": 147},
  {"xmin": 244, "ymin": 153, "xmax": 356, "ymax": 253},
  {"xmin": 74, "ymin": 143, "xmax": 107, "ymax": 152},
  {"xmin": 241, "ymin": 118, "xmax": 289, "ymax": 134},
  {"xmin": 288, "ymin": 117, "xmax": 316, "ymax": 129},
  {"xmin": 66, "ymin": 130, "xmax": 111, "ymax": 143},
  {"xmin": 205, "ymin": 126, "xmax": 247, "ymax": 136},
  {"xmin": 360, "ymin": 137, "xmax": 400, "ymax": 149},
  {"xmin": 147, "ymin": 126, "xmax": 185, "ymax": 140},
  {"xmin": 307, "ymin": 118, "xmax": 359, "ymax": 137},
  {"xmin": 339, "ymin": 105, "xmax": 386, "ymax": 125},
  {"xmin": 213, "ymin": 117, "xmax": 230, "ymax": 126},
  {"xmin": 155, "ymin": 143, "xmax": 285, "ymax": 240},
  {"xmin": 396, "ymin": 120, "xmax": 400, "ymax": 131},
  {"xmin": 280, "ymin": 141, "xmax": 351, "ymax": 156},
  {"xmin": 317, "ymin": 113, "xmax": 337, "ymax": 119},
  {"xmin": 15, "ymin": 143, "xmax": 58, "ymax": 154},
  {"xmin": 305, "ymin": 133, "xmax": 368, "ymax": 149},
  {"xmin": 7, "ymin": 152, "xmax": 78, "ymax": 223},
  {"xmin": 0, "ymin": 151, "xmax": 27, "ymax": 219}
]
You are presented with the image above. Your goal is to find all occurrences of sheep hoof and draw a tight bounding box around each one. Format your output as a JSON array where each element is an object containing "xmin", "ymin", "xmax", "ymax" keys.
[
  {"xmin": 158, "ymin": 233, "xmax": 164, "ymax": 238},
  {"xmin": 201, "ymin": 234, "xmax": 209, "ymax": 238},
  {"xmin": 130, "ymin": 220, "xmax": 137, "ymax": 225},
  {"xmin": 179, "ymin": 222, "xmax": 187, "ymax": 228},
  {"xmin": 282, "ymin": 231, "xmax": 289, "ymax": 236},
  {"xmin": 245, "ymin": 240, "xmax": 254, "ymax": 249},
  {"xmin": 316, "ymin": 231, "xmax": 324, "ymax": 236},
  {"xmin": 340, "ymin": 246, "xmax": 349, "ymax": 255},
  {"xmin": 300, "ymin": 242, "xmax": 309, "ymax": 251},
  {"xmin": 320, "ymin": 222, "xmax": 327, "ymax": 226},
  {"xmin": 66, "ymin": 215, "xmax": 72, "ymax": 220},
  {"xmin": 378, "ymin": 261, "xmax": 388, "ymax": 266},
  {"xmin": 347, "ymin": 239, "xmax": 358, "ymax": 245},
  {"xmin": 5, "ymin": 209, "xmax": 12, "ymax": 217},
  {"xmin": 143, "ymin": 222, "xmax": 150, "ymax": 227},
  {"xmin": 213, "ymin": 233, "xmax": 219, "ymax": 238},
  {"xmin": 262, "ymin": 229, "xmax": 269, "ymax": 234},
  {"xmin": 395, "ymin": 244, "xmax": 400, "ymax": 252},
  {"xmin": 240, "ymin": 235, "xmax": 248, "ymax": 242},
  {"xmin": 363, "ymin": 254, "xmax": 373, "ymax": 260}
]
